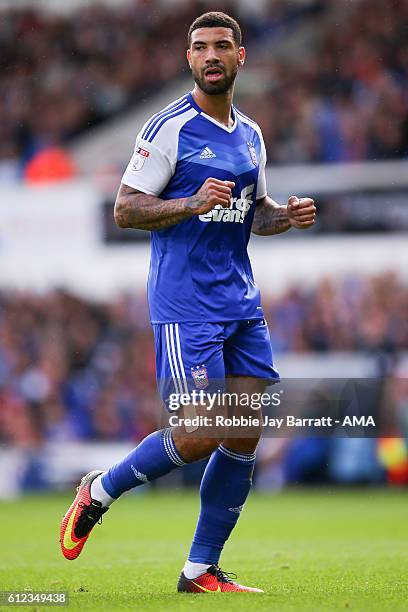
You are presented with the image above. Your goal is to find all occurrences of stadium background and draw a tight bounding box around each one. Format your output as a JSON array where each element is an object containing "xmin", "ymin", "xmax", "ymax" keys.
[{"xmin": 0, "ymin": 0, "xmax": 407, "ymax": 609}]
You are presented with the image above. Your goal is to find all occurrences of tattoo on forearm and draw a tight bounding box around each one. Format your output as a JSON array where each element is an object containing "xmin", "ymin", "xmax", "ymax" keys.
[
  {"xmin": 114, "ymin": 185, "xmax": 206, "ymax": 231},
  {"xmin": 252, "ymin": 197, "xmax": 291, "ymax": 235}
]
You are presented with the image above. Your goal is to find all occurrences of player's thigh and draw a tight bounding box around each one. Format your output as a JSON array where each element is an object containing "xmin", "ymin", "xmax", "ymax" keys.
[
  {"xmin": 222, "ymin": 375, "xmax": 266, "ymax": 453},
  {"xmin": 152, "ymin": 322, "xmax": 226, "ymax": 460},
  {"xmin": 222, "ymin": 320, "xmax": 279, "ymax": 452},
  {"xmin": 152, "ymin": 321, "xmax": 226, "ymax": 409}
]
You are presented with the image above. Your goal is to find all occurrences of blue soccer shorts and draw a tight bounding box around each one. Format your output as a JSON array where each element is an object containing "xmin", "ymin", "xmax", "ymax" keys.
[{"xmin": 152, "ymin": 318, "xmax": 280, "ymax": 410}]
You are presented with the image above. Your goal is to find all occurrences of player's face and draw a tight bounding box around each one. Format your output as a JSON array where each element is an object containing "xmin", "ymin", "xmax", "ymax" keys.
[{"xmin": 187, "ymin": 27, "xmax": 245, "ymax": 95}]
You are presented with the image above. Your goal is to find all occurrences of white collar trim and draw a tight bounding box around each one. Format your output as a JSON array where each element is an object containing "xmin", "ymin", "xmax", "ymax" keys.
[{"xmin": 200, "ymin": 111, "xmax": 238, "ymax": 133}]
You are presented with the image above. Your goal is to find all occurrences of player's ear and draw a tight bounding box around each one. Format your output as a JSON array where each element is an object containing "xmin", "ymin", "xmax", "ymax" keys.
[
  {"xmin": 238, "ymin": 46, "xmax": 245, "ymax": 67},
  {"xmin": 186, "ymin": 48, "xmax": 192, "ymax": 70}
]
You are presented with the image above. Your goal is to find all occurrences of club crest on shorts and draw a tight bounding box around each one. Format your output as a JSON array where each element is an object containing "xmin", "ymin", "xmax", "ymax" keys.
[
  {"xmin": 191, "ymin": 364, "xmax": 209, "ymax": 389},
  {"xmin": 132, "ymin": 145, "xmax": 150, "ymax": 171},
  {"xmin": 247, "ymin": 142, "xmax": 257, "ymax": 166}
]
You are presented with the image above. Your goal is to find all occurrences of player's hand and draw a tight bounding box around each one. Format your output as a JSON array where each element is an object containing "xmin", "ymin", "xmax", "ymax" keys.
[
  {"xmin": 287, "ymin": 195, "xmax": 316, "ymax": 230},
  {"xmin": 188, "ymin": 178, "xmax": 235, "ymax": 215}
]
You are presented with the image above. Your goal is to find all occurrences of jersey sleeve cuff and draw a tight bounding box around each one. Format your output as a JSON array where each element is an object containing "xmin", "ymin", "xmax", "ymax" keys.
[
  {"xmin": 120, "ymin": 179, "xmax": 160, "ymax": 197},
  {"xmin": 256, "ymin": 192, "xmax": 267, "ymax": 201}
]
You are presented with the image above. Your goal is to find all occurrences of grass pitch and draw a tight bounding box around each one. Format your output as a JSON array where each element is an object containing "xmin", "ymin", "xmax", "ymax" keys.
[{"xmin": 0, "ymin": 488, "xmax": 407, "ymax": 611}]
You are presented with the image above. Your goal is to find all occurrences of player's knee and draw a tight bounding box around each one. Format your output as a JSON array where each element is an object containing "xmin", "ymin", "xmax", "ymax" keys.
[
  {"xmin": 195, "ymin": 437, "xmax": 222, "ymax": 459},
  {"xmin": 223, "ymin": 431, "xmax": 262, "ymax": 455},
  {"xmin": 172, "ymin": 432, "xmax": 222, "ymax": 463}
]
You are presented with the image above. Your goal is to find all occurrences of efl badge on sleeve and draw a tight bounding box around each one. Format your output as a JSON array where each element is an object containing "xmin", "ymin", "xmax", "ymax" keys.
[
  {"xmin": 247, "ymin": 142, "xmax": 258, "ymax": 166},
  {"xmin": 132, "ymin": 145, "xmax": 150, "ymax": 171},
  {"xmin": 191, "ymin": 364, "xmax": 209, "ymax": 389}
]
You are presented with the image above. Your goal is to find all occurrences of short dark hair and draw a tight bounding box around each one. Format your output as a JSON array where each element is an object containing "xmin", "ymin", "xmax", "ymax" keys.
[{"xmin": 188, "ymin": 11, "xmax": 242, "ymax": 47}]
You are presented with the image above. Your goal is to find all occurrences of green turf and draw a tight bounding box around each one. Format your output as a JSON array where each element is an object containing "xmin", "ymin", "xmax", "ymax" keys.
[{"xmin": 0, "ymin": 488, "xmax": 407, "ymax": 611}]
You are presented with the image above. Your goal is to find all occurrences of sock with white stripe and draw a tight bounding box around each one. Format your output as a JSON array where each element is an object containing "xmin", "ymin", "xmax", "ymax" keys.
[
  {"xmin": 187, "ymin": 444, "xmax": 256, "ymax": 565},
  {"xmin": 98, "ymin": 428, "xmax": 185, "ymax": 501}
]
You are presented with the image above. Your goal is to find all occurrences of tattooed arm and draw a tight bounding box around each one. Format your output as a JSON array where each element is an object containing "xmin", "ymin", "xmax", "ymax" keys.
[
  {"xmin": 114, "ymin": 178, "xmax": 235, "ymax": 231},
  {"xmin": 252, "ymin": 195, "xmax": 316, "ymax": 235},
  {"xmin": 252, "ymin": 196, "xmax": 291, "ymax": 236},
  {"xmin": 114, "ymin": 184, "xmax": 195, "ymax": 231}
]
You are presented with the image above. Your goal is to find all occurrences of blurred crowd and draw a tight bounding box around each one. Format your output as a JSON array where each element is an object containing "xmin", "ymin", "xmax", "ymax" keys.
[
  {"xmin": 1, "ymin": 0, "xmax": 407, "ymax": 181},
  {"xmin": 0, "ymin": 0, "xmax": 202, "ymax": 181},
  {"xmin": 267, "ymin": 272, "xmax": 407, "ymax": 353},
  {"xmin": 0, "ymin": 272, "xmax": 406, "ymax": 451},
  {"xmin": 240, "ymin": 0, "xmax": 408, "ymax": 163}
]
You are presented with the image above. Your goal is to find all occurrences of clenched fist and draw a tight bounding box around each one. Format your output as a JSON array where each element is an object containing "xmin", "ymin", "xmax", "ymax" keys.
[
  {"xmin": 287, "ymin": 195, "xmax": 316, "ymax": 230},
  {"xmin": 188, "ymin": 177, "xmax": 236, "ymax": 215}
]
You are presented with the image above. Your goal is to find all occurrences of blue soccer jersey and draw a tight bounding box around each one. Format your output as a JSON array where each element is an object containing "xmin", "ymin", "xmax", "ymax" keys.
[{"xmin": 122, "ymin": 91, "xmax": 268, "ymax": 324}]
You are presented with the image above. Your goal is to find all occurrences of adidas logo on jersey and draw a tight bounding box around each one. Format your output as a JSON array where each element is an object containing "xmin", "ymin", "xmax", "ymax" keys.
[
  {"xmin": 199, "ymin": 184, "xmax": 255, "ymax": 224},
  {"xmin": 199, "ymin": 147, "xmax": 216, "ymax": 159}
]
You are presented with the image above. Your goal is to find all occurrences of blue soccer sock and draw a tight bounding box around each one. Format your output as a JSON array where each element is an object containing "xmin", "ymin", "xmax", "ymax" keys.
[
  {"xmin": 187, "ymin": 444, "xmax": 256, "ymax": 567},
  {"xmin": 99, "ymin": 428, "xmax": 185, "ymax": 499}
]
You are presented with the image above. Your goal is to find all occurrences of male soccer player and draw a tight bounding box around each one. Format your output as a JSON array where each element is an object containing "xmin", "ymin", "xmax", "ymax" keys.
[{"xmin": 60, "ymin": 12, "xmax": 316, "ymax": 593}]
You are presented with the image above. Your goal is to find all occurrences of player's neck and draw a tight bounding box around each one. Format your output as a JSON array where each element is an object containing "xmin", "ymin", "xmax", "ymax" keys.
[{"xmin": 192, "ymin": 86, "xmax": 234, "ymax": 128}]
